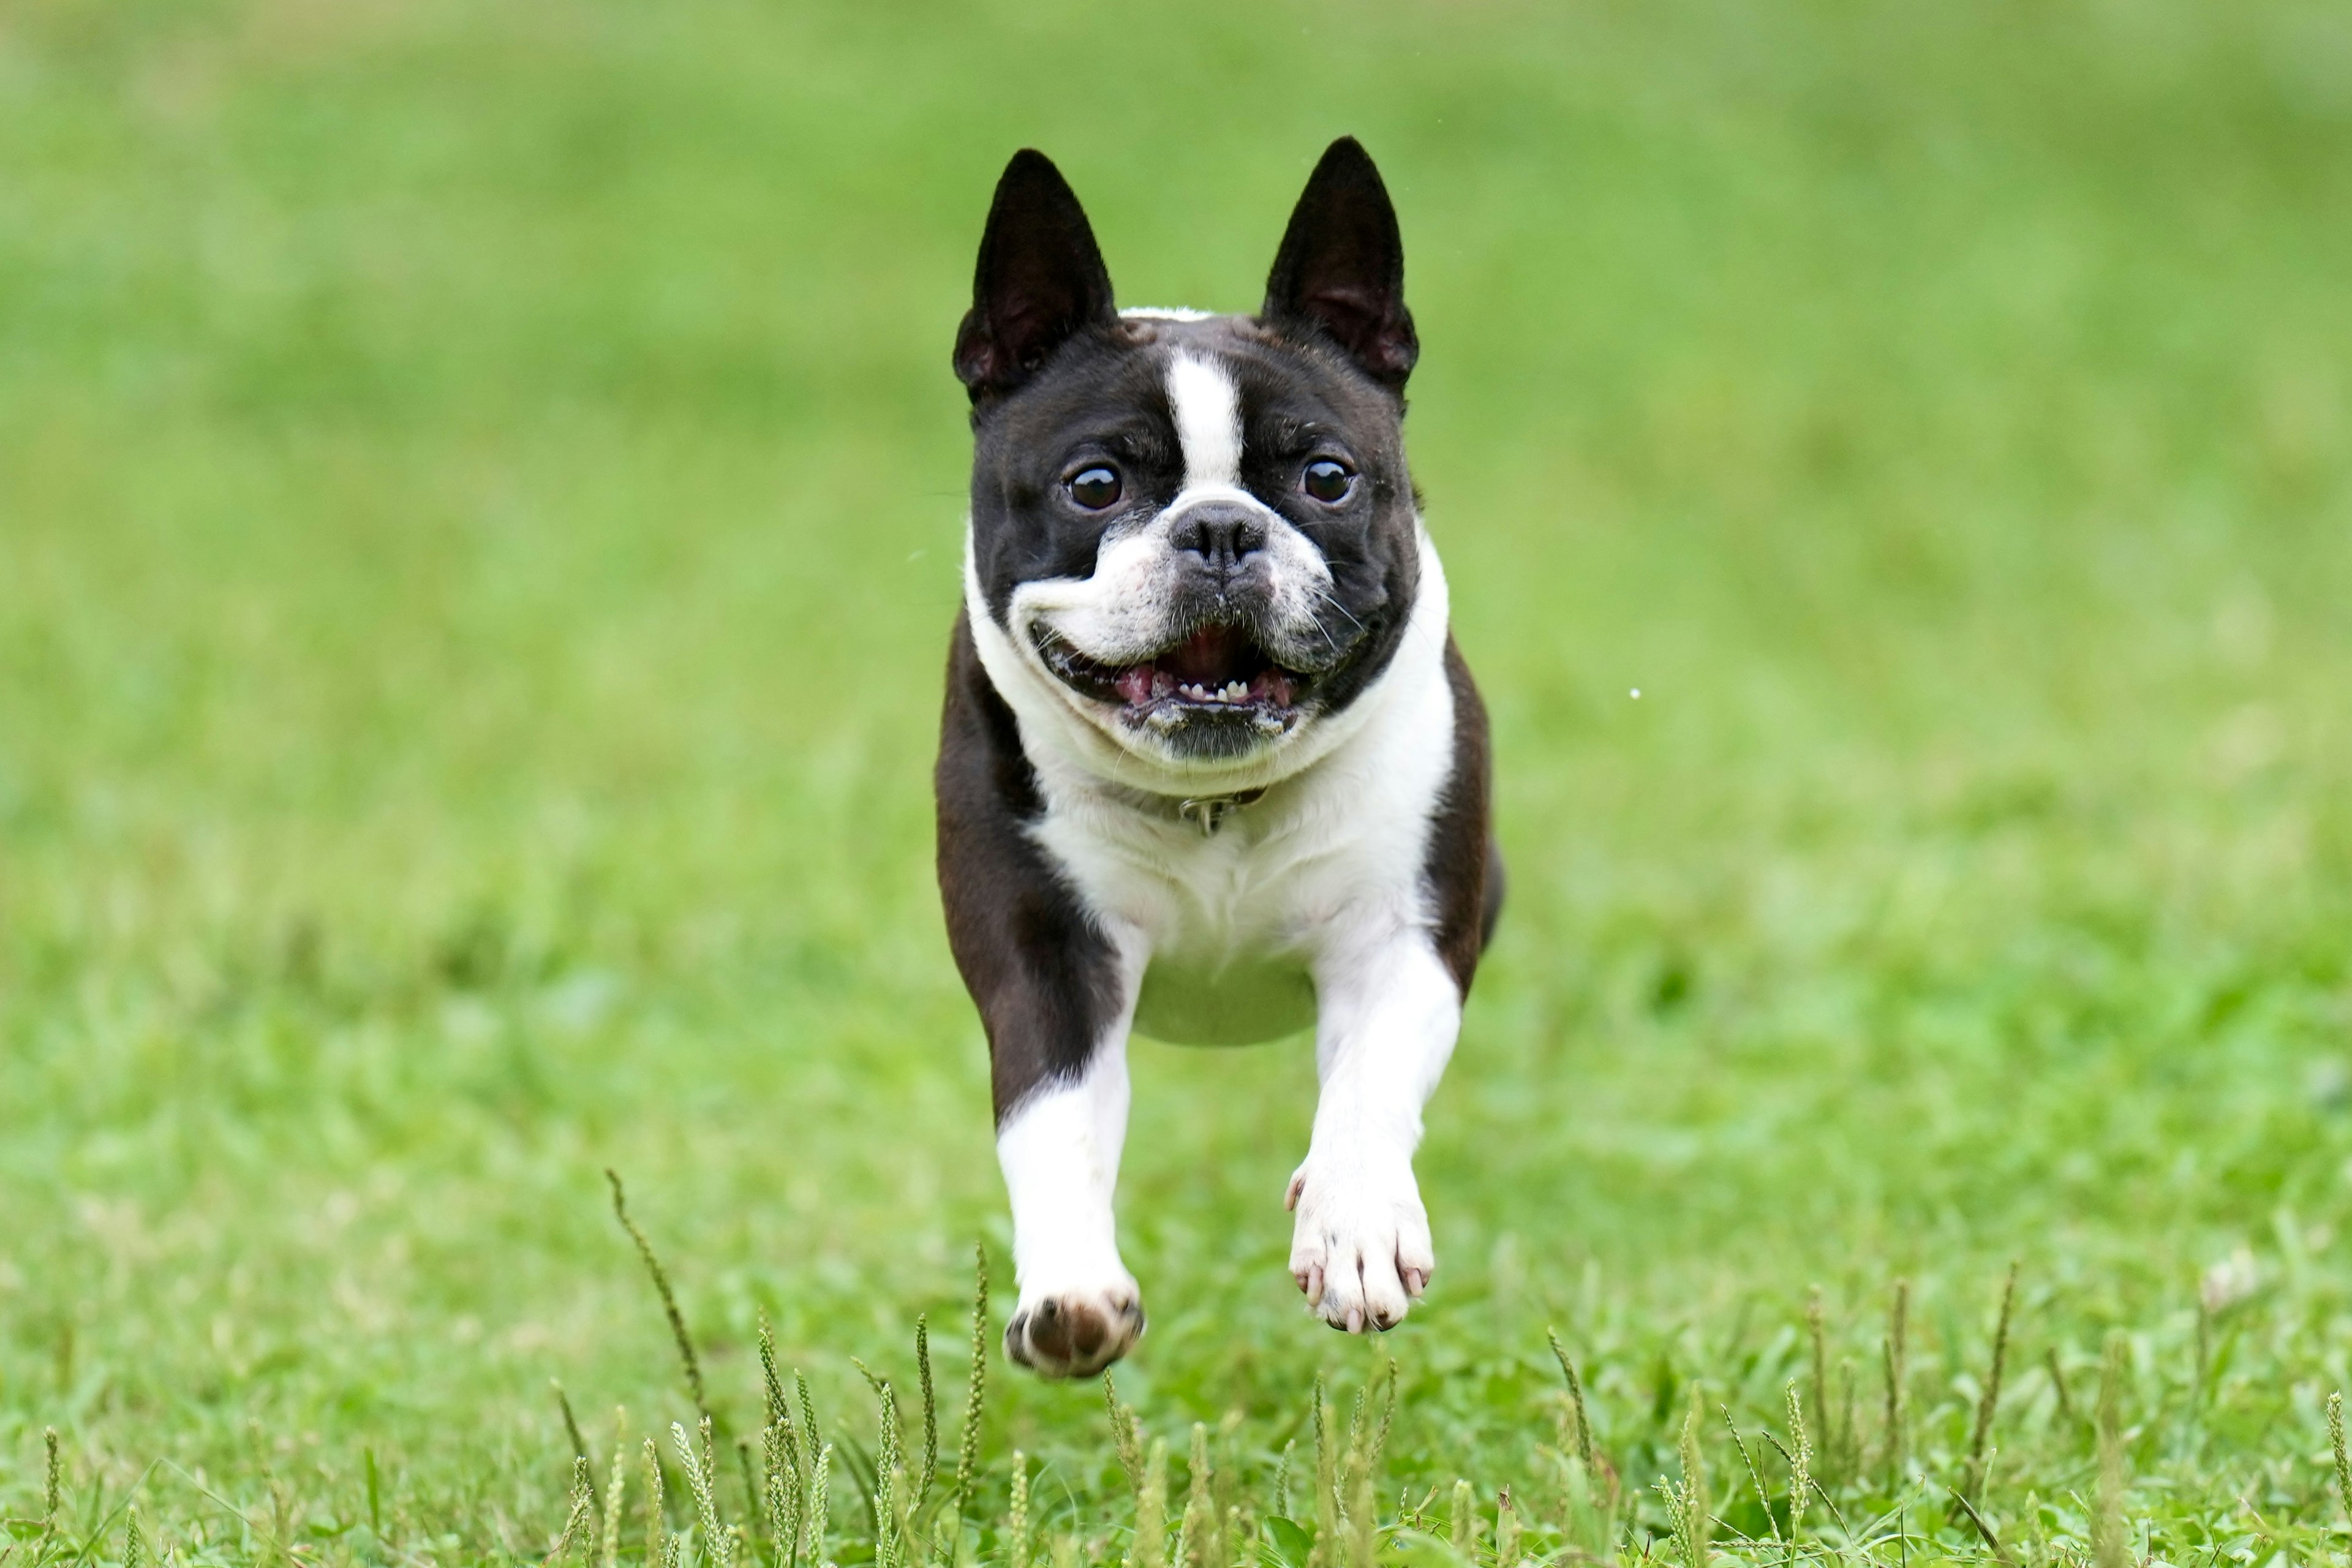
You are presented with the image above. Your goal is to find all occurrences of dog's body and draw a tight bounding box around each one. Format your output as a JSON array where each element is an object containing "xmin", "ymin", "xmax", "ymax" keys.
[{"xmin": 937, "ymin": 140, "xmax": 1499, "ymax": 1378}]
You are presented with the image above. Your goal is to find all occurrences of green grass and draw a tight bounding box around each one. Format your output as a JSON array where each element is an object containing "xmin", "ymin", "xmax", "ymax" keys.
[{"xmin": 6, "ymin": 0, "xmax": 2352, "ymax": 1564}]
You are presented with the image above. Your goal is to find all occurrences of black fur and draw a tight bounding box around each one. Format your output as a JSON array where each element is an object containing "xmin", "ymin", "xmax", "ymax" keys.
[
  {"xmin": 934, "ymin": 613, "xmax": 1125, "ymax": 1122},
  {"xmin": 954, "ymin": 151, "xmax": 1118, "ymax": 402},
  {"xmin": 1426, "ymin": 636, "xmax": 1503, "ymax": 995},
  {"xmin": 1264, "ymin": 137, "xmax": 1419, "ymax": 391}
]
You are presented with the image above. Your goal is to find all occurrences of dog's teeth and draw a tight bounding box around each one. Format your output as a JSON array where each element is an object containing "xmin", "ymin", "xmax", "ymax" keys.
[{"xmin": 1224, "ymin": 681, "xmax": 1248, "ymax": 701}]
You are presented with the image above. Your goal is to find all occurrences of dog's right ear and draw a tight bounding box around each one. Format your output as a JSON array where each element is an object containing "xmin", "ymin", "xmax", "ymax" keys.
[{"xmin": 954, "ymin": 151, "xmax": 1117, "ymax": 403}]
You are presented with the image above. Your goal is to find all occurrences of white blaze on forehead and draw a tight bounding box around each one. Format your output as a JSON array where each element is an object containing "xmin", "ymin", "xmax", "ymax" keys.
[{"xmin": 1165, "ymin": 353, "xmax": 1243, "ymax": 491}]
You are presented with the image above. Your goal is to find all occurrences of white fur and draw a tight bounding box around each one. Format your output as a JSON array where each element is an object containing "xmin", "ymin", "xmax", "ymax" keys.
[
  {"xmin": 996, "ymin": 975, "xmax": 1140, "ymax": 1303},
  {"xmin": 1120, "ymin": 306, "xmax": 1216, "ymax": 322},
  {"xmin": 981, "ymin": 513, "xmax": 1342, "ymax": 792},
  {"xmin": 1166, "ymin": 353, "xmax": 1243, "ymax": 490},
  {"xmin": 1287, "ymin": 932, "xmax": 1458, "ymax": 1329}
]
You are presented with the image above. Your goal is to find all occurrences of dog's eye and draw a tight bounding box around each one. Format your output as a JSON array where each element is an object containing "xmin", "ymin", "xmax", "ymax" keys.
[
  {"xmin": 1068, "ymin": 467, "xmax": 1123, "ymax": 510},
  {"xmin": 1303, "ymin": 459, "xmax": 1354, "ymax": 503}
]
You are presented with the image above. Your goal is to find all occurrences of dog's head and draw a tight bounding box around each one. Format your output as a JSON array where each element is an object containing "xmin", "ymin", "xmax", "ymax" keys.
[{"xmin": 957, "ymin": 139, "xmax": 1427, "ymax": 784}]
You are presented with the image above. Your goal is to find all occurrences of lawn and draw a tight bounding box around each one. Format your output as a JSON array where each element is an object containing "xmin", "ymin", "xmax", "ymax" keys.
[{"xmin": 6, "ymin": 0, "xmax": 2352, "ymax": 1564}]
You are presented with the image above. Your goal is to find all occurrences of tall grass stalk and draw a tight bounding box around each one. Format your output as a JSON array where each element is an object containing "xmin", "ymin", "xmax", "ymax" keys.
[
  {"xmin": 808, "ymin": 1444, "xmax": 834, "ymax": 1568},
  {"xmin": 2046, "ymin": 1350, "xmax": 2076, "ymax": 1428},
  {"xmin": 1783, "ymin": 1382, "xmax": 1811, "ymax": 1564},
  {"xmin": 1342, "ymin": 1438, "xmax": 1376, "ymax": 1568},
  {"xmin": 760, "ymin": 1321, "xmax": 805, "ymax": 1483},
  {"xmin": 556, "ymin": 1382, "xmax": 596, "ymax": 1499},
  {"xmin": 608, "ymin": 1170, "xmax": 711, "ymax": 1430},
  {"xmin": 914, "ymin": 1316, "xmax": 938, "ymax": 1510},
  {"xmin": 1311, "ymin": 1378, "xmax": 1338, "ymax": 1568},
  {"xmin": 764, "ymin": 1422, "xmax": 803, "ymax": 1568},
  {"xmin": 601, "ymin": 1420, "xmax": 628, "ymax": 1568},
  {"xmin": 868, "ymin": 1377, "xmax": 903, "ymax": 1568},
  {"xmin": 1106, "ymin": 1375, "xmax": 1145, "ymax": 1495},
  {"xmin": 673, "ymin": 1421, "xmax": 733, "ymax": 1568},
  {"xmin": 1836, "ymin": 1357, "xmax": 1858, "ymax": 1480},
  {"xmin": 1722, "ymin": 1406, "xmax": 1779, "ymax": 1547},
  {"xmin": 644, "ymin": 1438, "xmax": 667, "ymax": 1568},
  {"xmin": 44, "ymin": 1426, "xmax": 61, "ymax": 1529},
  {"xmin": 798, "ymin": 1376, "xmax": 822, "ymax": 1491},
  {"xmin": 2328, "ymin": 1395, "xmax": 2351, "ymax": 1541},
  {"xmin": 1806, "ymin": 1288, "xmax": 1827, "ymax": 1447},
  {"xmin": 950, "ymin": 1246, "xmax": 990, "ymax": 1528},
  {"xmin": 548, "ymin": 1455, "xmax": 595, "ymax": 1566},
  {"xmin": 1656, "ymin": 1395, "xmax": 1710, "ymax": 1568},
  {"xmin": 1882, "ymin": 1280, "xmax": 1909, "ymax": 1483},
  {"xmin": 1548, "ymin": 1329, "xmax": 1597, "ymax": 1476},
  {"xmin": 1449, "ymin": 1480, "xmax": 1474, "ymax": 1560},
  {"xmin": 1957, "ymin": 1264, "xmax": 2019, "ymax": 1511},
  {"xmin": 1133, "ymin": 1438, "xmax": 1170, "ymax": 1568},
  {"xmin": 2093, "ymin": 1336, "xmax": 2127, "ymax": 1568},
  {"xmin": 1181, "ymin": 1425, "xmax": 1214, "ymax": 1568},
  {"xmin": 1008, "ymin": 1452, "xmax": 1030, "ymax": 1568}
]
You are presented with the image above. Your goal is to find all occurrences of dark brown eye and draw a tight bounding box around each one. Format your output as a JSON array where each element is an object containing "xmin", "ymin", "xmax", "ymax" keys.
[
  {"xmin": 1069, "ymin": 466, "xmax": 1122, "ymax": 509},
  {"xmin": 1303, "ymin": 459, "xmax": 1354, "ymax": 503}
]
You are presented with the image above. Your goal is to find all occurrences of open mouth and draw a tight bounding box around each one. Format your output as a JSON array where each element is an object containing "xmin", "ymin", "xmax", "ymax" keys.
[{"xmin": 1036, "ymin": 624, "xmax": 1307, "ymax": 720}]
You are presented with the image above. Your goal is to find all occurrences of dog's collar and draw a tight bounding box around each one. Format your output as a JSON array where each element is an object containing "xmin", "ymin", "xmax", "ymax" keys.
[{"xmin": 1175, "ymin": 787, "xmax": 1267, "ymax": 836}]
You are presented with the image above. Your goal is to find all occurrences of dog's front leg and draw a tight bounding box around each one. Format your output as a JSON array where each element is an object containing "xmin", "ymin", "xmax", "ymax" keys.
[
  {"xmin": 938, "ymin": 617, "xmax": 1153, "ymax": 1377},
  {"xmin": 993, "ymin": 941, "xmax": 1148, "ymax": 1378},
  {"xmin": 1287, "ymin": 930, "xmax": 1461, "ymax": 1332}
]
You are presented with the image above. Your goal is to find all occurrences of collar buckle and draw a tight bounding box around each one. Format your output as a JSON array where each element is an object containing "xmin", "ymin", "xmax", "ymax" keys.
[{"xmin": 1175, "ymin": 787, "xmax": 1265, "ymax": 836}]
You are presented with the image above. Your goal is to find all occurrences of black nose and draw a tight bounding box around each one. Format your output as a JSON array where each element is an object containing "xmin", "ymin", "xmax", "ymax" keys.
[{"xmin": 1168, "ymin": 504, "xmax": 1268, "ymax": 572}]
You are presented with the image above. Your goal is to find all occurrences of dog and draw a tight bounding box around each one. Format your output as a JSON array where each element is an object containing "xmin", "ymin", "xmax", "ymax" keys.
[{"xmin": 935, "ymin": 138, "xmax": 1501, "ymax": 1378}]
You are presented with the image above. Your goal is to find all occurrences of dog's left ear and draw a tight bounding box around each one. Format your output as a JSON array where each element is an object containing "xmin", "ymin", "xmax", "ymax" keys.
[{"xmin": 1262, "ymin": 137, "xmax": 1417, "ymax": 391}]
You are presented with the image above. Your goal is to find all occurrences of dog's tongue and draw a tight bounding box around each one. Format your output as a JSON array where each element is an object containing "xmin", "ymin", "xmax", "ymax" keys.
[{"xmin": 1161, "ymin": 625, "xmax": 1251, "ymax": 685}]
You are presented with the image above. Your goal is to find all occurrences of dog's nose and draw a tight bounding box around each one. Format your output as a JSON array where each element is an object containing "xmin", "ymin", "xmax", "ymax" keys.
[{"xmin": 1169, "ymin": 505, "xmax": 1268, "ymax": 573}]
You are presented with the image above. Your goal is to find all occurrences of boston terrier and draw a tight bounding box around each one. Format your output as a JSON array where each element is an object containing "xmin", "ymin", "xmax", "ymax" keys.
[{"xmin": 935, "ymin": 138, "xmax": 1501, "ymax": 1378}]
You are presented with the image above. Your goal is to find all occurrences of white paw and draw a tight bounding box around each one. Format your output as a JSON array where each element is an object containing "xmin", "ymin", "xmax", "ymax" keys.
[
  {"xmin": 1285, "ymin": 1153, "xmax": 1433, "ymax": 1333},
  {"xmin": 1004, "ymin": 1276, "xmax": 1146, "ymax": 1378}
]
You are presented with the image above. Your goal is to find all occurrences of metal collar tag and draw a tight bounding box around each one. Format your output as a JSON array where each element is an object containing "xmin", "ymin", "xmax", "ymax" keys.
[{"xmin": 1176, "ymin": 787, "xmax": 1266, "ymax": 836}]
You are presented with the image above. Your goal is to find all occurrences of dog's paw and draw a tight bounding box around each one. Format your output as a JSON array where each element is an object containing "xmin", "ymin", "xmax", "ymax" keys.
[
  {"xmin": 1005, "ymin": 1283, "xmax": 1146, "ymax": 1379},
  {"xmin": 1285, "ymin": 1154, "xmax": 1433, "ymax": 1333}
]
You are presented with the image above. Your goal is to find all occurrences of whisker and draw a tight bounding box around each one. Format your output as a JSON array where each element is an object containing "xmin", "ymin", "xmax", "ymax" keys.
[
  {"xmin": 1310, "ymin": 586, "xmax": 1366, "ymax": 636},
  {"xmin": 1303, "ymin": 607, "xmax": 1343, "ymax": 657}
]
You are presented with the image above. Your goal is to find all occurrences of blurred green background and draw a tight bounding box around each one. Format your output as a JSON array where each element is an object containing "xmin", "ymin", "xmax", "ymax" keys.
[{"xmin": 6, "ymin": 0, "xmax": 2352, "ymax": 1555}]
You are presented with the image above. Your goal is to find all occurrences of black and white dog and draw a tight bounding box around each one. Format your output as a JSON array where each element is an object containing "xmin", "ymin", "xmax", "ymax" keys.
[{"xmin": 936, "ymin": 139, "xmax": 1501, "ymax": 1378}]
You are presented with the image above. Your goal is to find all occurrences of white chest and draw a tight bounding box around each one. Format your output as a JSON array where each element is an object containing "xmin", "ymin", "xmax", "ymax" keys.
[{"xmin": 1028, "ymin": 644, "xmax": 1458, "ymax": 1047}]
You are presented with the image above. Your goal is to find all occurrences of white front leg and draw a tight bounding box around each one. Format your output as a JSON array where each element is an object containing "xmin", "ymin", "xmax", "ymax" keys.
[
  {"xmin": 1287, "ymin": 932, "xmax": 1461, "ymax": 1332},
  {"xmin": 995, "ymin": 959, "xmax": 1149, "ymax": 1377}
]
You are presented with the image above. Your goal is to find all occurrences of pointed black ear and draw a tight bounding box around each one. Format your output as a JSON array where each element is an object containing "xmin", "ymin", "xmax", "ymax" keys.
[
  {"xmin": 953, "ymin": 150, "xmax": 1117, "ymax": 402},
  {"xmin": 1262, "ymin": 137, "xmax": 1417, "ymax": 391}
]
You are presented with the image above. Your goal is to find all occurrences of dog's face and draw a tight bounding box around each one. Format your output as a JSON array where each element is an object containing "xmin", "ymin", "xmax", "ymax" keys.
[{"xmin": 956, "ymin": 141, "xmax": 1424, "ymax": 772}]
